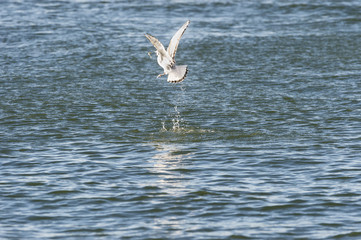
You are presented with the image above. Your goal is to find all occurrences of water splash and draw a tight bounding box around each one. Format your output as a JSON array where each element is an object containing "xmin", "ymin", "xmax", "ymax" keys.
[
  {"xmin": 172, "ymin": 106, "xmax": 181, "ymax": 131},
  {"xmin": 160, "ymin": 106, "xmax": 184, "ymax": 132},
  {"xmin": 160, "ymin": 84, "xmax": 186, "ymax": 132},
  {"xmin": 161, "ymin": 120, "xmax": 168, "ymax": 132}
]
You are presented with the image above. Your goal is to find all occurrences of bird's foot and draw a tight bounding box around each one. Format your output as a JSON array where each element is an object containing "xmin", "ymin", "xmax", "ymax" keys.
[{"xmin": 157, "ymin": 73, "xmax": 165, "ymax": 78}]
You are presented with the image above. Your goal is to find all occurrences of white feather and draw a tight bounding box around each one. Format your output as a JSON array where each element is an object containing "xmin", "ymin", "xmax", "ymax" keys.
[{"xmin": 167, "ymin": 65, "xmax": 188, "ymax": 83}]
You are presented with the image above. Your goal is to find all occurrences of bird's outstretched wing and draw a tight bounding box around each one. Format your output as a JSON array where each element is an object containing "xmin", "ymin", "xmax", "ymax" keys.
[
  {"xmin": 145, "ymin": 34, "xmax": 173, "ymax": 64},
  {"xmin": 167, "ymin": 20, "xmax": 190, "ymax": 61}
]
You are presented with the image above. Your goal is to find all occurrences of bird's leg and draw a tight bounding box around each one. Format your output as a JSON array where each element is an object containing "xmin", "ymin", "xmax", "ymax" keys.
[{"xmin": 157, "ymin": 73, "xmax": 165, "ymax": 78}]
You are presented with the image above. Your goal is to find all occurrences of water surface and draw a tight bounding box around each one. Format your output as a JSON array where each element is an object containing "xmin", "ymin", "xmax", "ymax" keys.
[{"xmin": 1, "ymin": 0, "xmax": 361, "ymax": 239}]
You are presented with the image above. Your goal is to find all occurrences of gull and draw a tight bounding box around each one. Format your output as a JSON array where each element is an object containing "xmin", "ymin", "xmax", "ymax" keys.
[{"xmin": 145, "ymin": 20, "xmax": 190, "ymax": 83}]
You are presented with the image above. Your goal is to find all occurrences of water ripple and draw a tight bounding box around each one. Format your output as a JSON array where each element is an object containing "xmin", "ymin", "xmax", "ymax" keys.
[{"xmin": 1, "ymin": 0, "xmax": 361, "ymax": 239}]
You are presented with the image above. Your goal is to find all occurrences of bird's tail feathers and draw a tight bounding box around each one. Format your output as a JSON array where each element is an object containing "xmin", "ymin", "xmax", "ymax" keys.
[{"xmin": 167, "ymin": 65, "xmax": 188, "ymax": 83}]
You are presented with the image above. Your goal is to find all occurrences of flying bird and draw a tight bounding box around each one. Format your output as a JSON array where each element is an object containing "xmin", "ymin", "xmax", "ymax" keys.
[{"xmin": 145, "ymin": 20, "xmax": 190, "ymax": 83}]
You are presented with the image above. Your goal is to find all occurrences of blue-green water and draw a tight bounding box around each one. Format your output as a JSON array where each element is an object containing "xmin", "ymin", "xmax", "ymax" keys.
[{"xmin": 1, "ymin": 0, "xmax": 361, "ymax": 239}]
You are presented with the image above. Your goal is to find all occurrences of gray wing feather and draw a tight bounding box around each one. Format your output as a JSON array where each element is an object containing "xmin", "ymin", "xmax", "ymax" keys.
[{"xmin": 167, "ymin": 20, "xmax": 190, "ymax": 61}]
